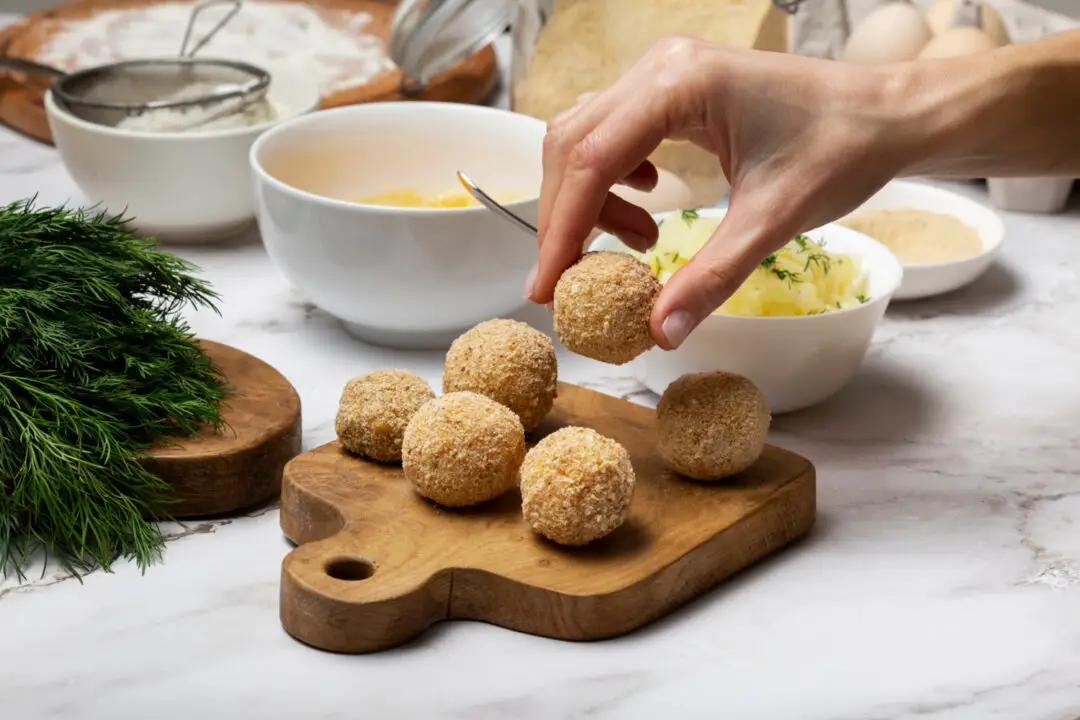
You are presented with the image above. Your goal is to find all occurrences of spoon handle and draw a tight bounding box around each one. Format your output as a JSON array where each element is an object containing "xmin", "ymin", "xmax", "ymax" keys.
[{"xmin": 456, "ymin": 171, "xmax": 538, "ymax": 236}]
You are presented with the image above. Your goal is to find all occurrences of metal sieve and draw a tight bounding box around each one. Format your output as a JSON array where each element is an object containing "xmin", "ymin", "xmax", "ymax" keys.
[{"xmin": 0, "ymin": 0, "xmax": 270, "ymax": 128}]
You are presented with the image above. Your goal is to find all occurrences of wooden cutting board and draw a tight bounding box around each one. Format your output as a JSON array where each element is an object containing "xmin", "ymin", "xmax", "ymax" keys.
[
  {"xmin": 0, "ymin": 0, "xmax": 498, "ymax": 144},
  {"xmin": 147, "ymin": 339, "xmax": 302, "ymax": 517},
  {"xmin": 279, "ymin": 382, "xmax": 815, "ymax": 653}
]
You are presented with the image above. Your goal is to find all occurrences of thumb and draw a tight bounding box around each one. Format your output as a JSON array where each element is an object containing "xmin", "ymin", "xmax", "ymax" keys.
[{"xmin": 649, "ymin": 200, "xmax": 794, "ymax": 350}]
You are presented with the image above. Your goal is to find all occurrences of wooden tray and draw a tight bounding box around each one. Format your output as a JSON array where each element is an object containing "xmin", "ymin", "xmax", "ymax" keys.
[
  {"xmin": 148, "ymin": 339, "xmax": 302, "ymax": 517},
  {"xmin": 0, "ymin": 0, "xmax": 498, "ymax": 144},
  {"xmin": 279, "ymin": 382, "xmax": 815, "ymax": 653}
]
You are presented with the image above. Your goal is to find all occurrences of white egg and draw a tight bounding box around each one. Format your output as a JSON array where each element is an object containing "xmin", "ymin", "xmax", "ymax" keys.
[
  {"xmin": 842, "ymin": 1, "xmax": 933, "ymax": 65},
  {"xmin": 917, "ymin": 26, "xmax": 1000, "ymax": 59},
  {"xmin": 925, "ymin": 0, "xmax": 1010, "ymax": 46}
]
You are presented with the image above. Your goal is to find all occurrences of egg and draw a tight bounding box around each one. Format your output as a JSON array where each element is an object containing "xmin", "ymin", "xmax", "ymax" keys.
[
  {"xmin": 917, "ymin": 26, "xmax": 1000, "ymax": 59},
  {"xmin": 925, "ymin": 0, "xmax": 1010, "ymax": 46},
  {"xmin": 842, "ymin": 1, "xmax": 933, "ymax": 65}
]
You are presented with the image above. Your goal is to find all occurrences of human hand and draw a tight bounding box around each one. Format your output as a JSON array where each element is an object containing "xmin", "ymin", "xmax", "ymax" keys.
[{"xmin": 525, "ymin": 36, "xmax": 920, "ymax": 349}]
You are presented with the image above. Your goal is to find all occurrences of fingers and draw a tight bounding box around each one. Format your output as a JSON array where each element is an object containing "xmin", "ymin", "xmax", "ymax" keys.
[
  {"xmin": 649, "ymin": 198, "xmax": 797, "ymax": 350},
  {"xmin": 620, "ymin": 160, "xmax": 659, "ymax": 193},
  {"xmin": 531, "ymin": 94, "xmax": 675, "ymax": 303},
  {"xmin": 595, "ymin": 192, "xmax": 660, "ymax": 252},
  {"xmin": 537, "ymin": 91, "xmax": 603, "ymax": 247}
]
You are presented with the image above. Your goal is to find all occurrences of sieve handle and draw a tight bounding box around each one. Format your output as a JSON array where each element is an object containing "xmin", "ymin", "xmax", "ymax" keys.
[
  {"xmin": 0, "ymin": 56, "xmax": 66, "ymax": 80},
  {"xmin": 180, "ymin": 0, "xmax": 243, "ymax": 58}
]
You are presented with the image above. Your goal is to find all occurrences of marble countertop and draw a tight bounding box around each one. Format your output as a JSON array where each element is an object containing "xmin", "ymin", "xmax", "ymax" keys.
[{"xmin": 3, "ymin": 16, "xmax": 1080, "ymax": 720}]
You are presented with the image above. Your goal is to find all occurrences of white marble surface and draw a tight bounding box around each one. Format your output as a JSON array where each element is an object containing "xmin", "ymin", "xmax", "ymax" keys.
[{"xmin": 4, "ymin": 15, "xmax": 1080, "ymax": 720}]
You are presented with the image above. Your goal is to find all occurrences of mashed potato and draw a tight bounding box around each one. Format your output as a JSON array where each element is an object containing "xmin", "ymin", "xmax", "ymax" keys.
[{"xmin": 640, "ymin": 209, "xmax": 870, "ymax": 317}]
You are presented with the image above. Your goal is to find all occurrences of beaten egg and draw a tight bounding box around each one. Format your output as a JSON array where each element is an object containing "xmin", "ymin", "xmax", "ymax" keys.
[{"xmin": 356, "ymin": 188, "xmax": 525, "ymax": 208}]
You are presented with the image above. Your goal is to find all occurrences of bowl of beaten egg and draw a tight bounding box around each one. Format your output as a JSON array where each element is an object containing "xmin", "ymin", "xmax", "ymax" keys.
[
  {"xmin": 589, "ymin": 208, "xmax": 904, "ymax": 413},
  {"xmin": 250, "ymin": 102, "xmax": 544, "ymax": 349}
]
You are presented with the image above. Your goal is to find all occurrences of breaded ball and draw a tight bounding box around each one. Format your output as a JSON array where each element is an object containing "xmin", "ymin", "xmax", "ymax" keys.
[
  {"xmin": 402, "ymin": 391, "xmax": 525, "ymax": 507},
  {"xmin": 520, "ymin": 426, "xmax": 635, "ymax": 546},
  {"xmin": 335, "ymin": 369, "xmax": 435, "ymax": 463},
  {"xmin": 443, "ymin": 318, "xmax": 557, "ymax": 430},
  {"xmin": 553, "ymin": 251, "xmax": 661, "ymax": 365},
  {"xmin": 656, "ymin": 371, "xmax": 771, "ymax": 481}
]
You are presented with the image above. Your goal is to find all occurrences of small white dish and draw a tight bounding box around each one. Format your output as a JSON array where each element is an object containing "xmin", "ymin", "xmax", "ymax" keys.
[
  {"xmin": 45, "ymin": 69, "xmax": 319, "ymax": 244},
  {"xmin": 987, "ymin": 177, "xmax": 1075, "ymax": 215},
  {"xmin": 249, "ymin": 101, "xmax": 545, "ymax": 350},
  {"xmin": 843, "ymin": 180, "xmax": 1006, "ymax": 301},
  {"xmin": 589, "ymin": 209, "xmax": 904, "ymax": 414}
]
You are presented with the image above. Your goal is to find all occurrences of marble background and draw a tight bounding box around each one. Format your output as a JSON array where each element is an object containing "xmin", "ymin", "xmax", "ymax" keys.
[{"xmin": 2, "ymin": 11, "xmax": 1080, "ymax": 720}]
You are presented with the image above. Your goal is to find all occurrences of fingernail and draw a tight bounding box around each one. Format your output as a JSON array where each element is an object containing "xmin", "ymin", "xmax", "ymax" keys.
[
  {"xmin": 523, "ymin": 263, "xmax": 538, "ymax": 300},
  {"xmin": 661, "ymin": 309, "xmax": 695, "ymax": 349},
  {"xmin": 544, "ymin": 301, "xmax": 554, "ymax": 312}
]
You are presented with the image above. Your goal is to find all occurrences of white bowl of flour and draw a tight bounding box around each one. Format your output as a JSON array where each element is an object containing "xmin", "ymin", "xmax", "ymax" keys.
[{"xmin": 45, "ymin": 68, "xmax": 320, "ymax": 244}]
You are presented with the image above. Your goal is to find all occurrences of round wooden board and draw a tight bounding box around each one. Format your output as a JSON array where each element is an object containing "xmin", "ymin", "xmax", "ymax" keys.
[
  {"xmin": 145, "ymin": 339, "xmax": 302, "ymax": 518},
  {"xmin": 0, "ymin": 0, "xmax": 498, "ymax": 145},
  {"xmin": 278, "ymin": 382, "xmax": 815, "ymax": 654}
]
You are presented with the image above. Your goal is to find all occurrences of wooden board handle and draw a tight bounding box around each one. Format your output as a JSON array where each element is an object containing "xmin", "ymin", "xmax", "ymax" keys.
[{"xmin": 280, "ymin": 536, "xmax": 450, "ymax": 653}]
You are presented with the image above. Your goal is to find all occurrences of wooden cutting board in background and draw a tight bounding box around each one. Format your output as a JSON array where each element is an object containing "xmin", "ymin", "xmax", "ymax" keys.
[
  {"xmin": 0, "ymin": 0, "xmax": 498, "ymax": 144},
  {"xmin": 148, "ymin": 340, "xmax": 302, "ymax": 517},
  {"xmin": 279, "ymin": 382, "xmax": 815, "ymax": 653}
]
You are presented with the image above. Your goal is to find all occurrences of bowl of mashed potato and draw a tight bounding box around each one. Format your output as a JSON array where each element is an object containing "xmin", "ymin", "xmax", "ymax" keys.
[{"xmin": 589, "ymin": 208, "xmax": 904, "ymax": 413}]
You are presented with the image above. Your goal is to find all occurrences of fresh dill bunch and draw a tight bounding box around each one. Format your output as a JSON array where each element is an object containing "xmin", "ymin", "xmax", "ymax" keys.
[{"xmin": 0, "ymin": 199, "xmax": 229, "ymax": 580}]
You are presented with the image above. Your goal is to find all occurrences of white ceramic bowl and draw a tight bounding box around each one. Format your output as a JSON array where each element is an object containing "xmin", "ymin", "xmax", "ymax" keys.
[
  {"xmin": 45, "ymin": 70, "xmax": 319, "ymax": 244},
  {"xmin": 250, "ymin": 101, "xmax": 545, "ymax": 350},
  {"xmin": 843, "ymin": 180, "xmax": 1006, "ymax": 301},
  {"xmin": 590, "ymin": 209, "xmax": 904, "ymax": 414}
]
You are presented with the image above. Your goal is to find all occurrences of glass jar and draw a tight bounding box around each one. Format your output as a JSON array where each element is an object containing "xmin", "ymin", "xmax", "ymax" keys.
[{"xmin": 391, "ymin": 0, "xmax": 807, "ymax": 209}]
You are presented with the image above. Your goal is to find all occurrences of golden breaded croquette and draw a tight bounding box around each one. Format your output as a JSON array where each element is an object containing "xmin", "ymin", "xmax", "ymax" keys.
[
  {"xmin": 656, "ymin": 371, "xmax": 771, "ymax": 481},
  {"xmin": 402, "ymin": 391, "xmax": 526, "ymax": 507},
  {"xmin": 335, "ymin": 369, "xmax": 435, "ymax": 463},
  {"xmin": 443, "ymin": 318, "xmax": 557, "ymax": 430},
  {"xmin": 552, "ymin": 251, "xmax": 661, "ymax": 365},
  {"xmin": 520, "ymin": 426, "xmax": 635, "ymax": 546}
]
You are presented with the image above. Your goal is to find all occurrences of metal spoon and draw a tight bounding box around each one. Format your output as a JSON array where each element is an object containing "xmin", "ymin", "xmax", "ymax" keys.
[{"xmin": 456, "ymin": 171, "xmax": 537, "ymax": 235}]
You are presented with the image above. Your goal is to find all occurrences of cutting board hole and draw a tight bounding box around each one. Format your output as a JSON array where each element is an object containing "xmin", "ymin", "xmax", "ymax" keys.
[{"xmin": 325, "ymin": 557, "xmax": 375, "ymax": 581}]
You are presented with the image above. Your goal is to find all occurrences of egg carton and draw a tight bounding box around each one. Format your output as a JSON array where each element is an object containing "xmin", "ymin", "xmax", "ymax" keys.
[{"xmin": 791, "ymin": 0, "xmax": 1078, "ymax": 214}]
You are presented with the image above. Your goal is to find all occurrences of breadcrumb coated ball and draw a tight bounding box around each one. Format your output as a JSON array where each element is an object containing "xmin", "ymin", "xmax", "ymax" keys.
[
  {"xmin": 553, "ymin": 251, "xmax": 661, "ymax": 365},
  {"xmin": 520, "ymin": 426, "xmax": 635, "ymax": 546},
  {"xmin": 335, "ymin": 369, "xmax": 435, "ymax": 463},
  {"xmin": 443, "ymin": 319, "xmax": 558, "ymax": 430},
  {"xmin": 656, "ymin": 371, "xmax": 771, "ymax": 481},
  {"xmin": 402, "ymin": 391, "xmax": 526, "ymax": 507}
]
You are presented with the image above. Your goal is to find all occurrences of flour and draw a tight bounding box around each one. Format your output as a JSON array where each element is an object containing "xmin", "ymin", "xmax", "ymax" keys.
[
  {"xmin": 114, "ymin": 85, "xmax": 281, "ymax": 133},
  {"xmin": 34, "ymin": 1, "xmax": 397, "ymax": 96}
]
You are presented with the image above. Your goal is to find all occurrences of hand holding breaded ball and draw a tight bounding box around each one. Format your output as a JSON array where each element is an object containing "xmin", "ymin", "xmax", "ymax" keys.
[
  {"xmin": 520, "ymin": 426, "xmax": 635, "ymax": 546},
  {"xmin": 656, "ymin": 371, "xmax": 771, "ymax": 481},
  {"xmin": 335, "ymin": 369, "xmax": 436, "ymax": 463},
  {"xmin": 443, "ymin": 319, "xmax": 558, "ymax": 430},
  {"xmin": 402, "ymin": 391, "xmax": 526, "ymax": 507},
  {"xmin": 553, "ymin": 251, "xmax": 661, "ymax": 365}
]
